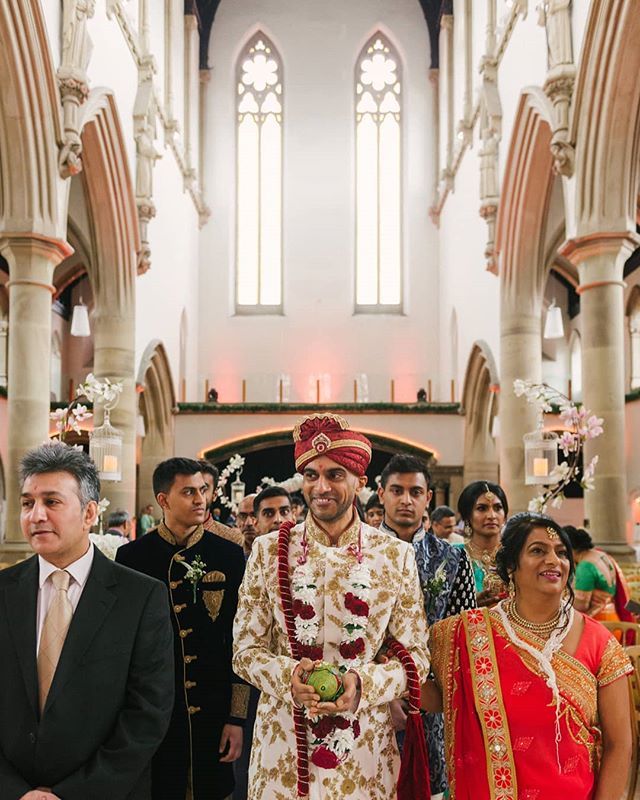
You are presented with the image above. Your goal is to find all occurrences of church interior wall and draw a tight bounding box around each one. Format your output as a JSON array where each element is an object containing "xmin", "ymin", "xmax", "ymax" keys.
[
  {"xmin": 174, "ymin": 410, "xmax": 464, "ymax": 469},
  {"xmin": 199, "ymin": 0, "xmax": 438, "ymax": 405}
]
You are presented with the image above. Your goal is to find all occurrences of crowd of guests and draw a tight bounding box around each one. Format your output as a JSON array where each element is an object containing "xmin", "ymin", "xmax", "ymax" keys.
[{"xmin": 0, "ymin": 414, "xmax": 636, "ymax": 800}]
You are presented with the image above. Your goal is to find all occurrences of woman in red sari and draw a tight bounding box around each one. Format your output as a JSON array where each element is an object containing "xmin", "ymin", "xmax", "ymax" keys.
[{"xmin": 425, "ymin": 512, "xmax": 632, "ymax": 800}]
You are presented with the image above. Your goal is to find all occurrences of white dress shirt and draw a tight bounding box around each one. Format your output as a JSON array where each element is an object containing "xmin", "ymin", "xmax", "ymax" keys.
[{"xmin": 36, "ymin": 543, "xmax": 95, "ymax": 654}]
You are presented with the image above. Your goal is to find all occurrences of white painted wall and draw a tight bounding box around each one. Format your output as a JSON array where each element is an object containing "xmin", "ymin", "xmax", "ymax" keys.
[
  {"xmin": 81, "ymin": 1, "xmax": 201, "ymax": 397},
  {"xmin": 174, "ymin": 410, "xmax": 464, "ymax": 467},
  {"xmin": 199, "ymin": 0, "xmax": 438, "ymax": 404}
]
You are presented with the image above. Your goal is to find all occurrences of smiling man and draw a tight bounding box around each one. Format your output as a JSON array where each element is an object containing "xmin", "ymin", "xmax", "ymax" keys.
[
  {"xmin": 233, "ymin": 414, "xmax": 429, "ymax": 800},
  {"xmin": 0, "ymin": 442, "xmax": 174, "ymax": 800},
  {"xmin": 116, "ymin": 458, "xmax": 247, "ymax": 800}
]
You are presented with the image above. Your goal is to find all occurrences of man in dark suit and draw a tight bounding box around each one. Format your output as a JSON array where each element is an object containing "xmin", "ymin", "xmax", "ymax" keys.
[
  {"xmin": 116, "ymin": 458, "xmax": 247, "ymax": 800},
  {"xmin": 0, "ymin": 442, "xmax": 174, "ymax": 800}
]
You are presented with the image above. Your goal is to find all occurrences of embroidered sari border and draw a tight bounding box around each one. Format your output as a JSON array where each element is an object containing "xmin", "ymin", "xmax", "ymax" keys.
[{"xmin": 462, "ymin": 609, "xmax": 518, "ymax": 800}]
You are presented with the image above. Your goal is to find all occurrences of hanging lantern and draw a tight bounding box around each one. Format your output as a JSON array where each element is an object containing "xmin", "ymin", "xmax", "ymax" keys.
[
  {"xmin": 90, "ymin": 407, "xmax": 123, "ymax": 482},
  {"xmin": 70, "ymin": 299, "xmax": 91, "ymax": 337},
  {"xmin": 523, "ymin": 426, "xmax": 560, "ymax": 485},
  {"xmin": 230, "ymin": 474, "xmax": 245, "ymax": 505},
  {"xmin": 543, "ymin": 300, "xmax": 564, "ymax": 340}
]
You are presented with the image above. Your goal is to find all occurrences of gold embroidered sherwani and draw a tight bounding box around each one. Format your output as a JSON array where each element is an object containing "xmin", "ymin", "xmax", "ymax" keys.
[{"xmin": 232, "ymin": 517, "xmax": 430, "ymax": 800}]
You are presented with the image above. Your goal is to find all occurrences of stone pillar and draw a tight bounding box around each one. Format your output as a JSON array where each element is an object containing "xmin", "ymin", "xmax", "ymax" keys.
[
  {"xmin": 92, "ymin": 311, "xmax": 136, "ymax": 520},
  {"xmin": 499, "ymin": 311, "xmax": 542, "ymax": 512},
  {"xmin": 562, "ymin": 234, "xmax": 638, "ymax": 556},
  {"xmin": 0, "ymin": 234, "xmax": 72, "ymax": 556},
  {"xmin": 0, "ymin": 319, "xmax": 8, "ymax": 387}
]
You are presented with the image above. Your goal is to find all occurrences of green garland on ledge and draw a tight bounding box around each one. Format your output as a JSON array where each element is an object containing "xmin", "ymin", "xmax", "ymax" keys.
[{"xmin": 177, "ymin": 401, "xmax": 462, "ymax": 415}]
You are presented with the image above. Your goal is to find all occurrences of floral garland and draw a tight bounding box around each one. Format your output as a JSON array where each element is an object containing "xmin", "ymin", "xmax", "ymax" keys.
[{"xmin": 283, "ymin": 521, "xmax": 371, "ymax": 773}]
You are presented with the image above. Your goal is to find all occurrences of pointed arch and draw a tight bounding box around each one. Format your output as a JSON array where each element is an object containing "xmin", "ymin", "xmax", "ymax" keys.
[
  {"xmin": 80, "ymin": 89, "xmax": 140, "ymax": 312},
  {"xmin": 235, "ymin": 31, "xmax": 283, "ymax": 310},
  {"xmin": 627, "ymin": 285, "xmax": 640, "ymax": 390},
  {"xmin": 496, "ymin": 87, "xmax": 556, "ymax": 312},
  {"xmin": 495, "ymin": 88, "xmax": 557, "ymax": 511},
  {"xmin": 137, "ymin": 340, "xmax": 176, "ymax": 513},
  {"xmin": 355, "ymin": 30, "xmax": 403, "ymax": 310},
  {"xmin": 0, "ymin": 0, "xmax": 65, "ymax": 237},
  {"xmin": 570, "ymin": 0, "xmax": 640, "ymax": 236},
  {"xmin": 461, "ymin": 341, "xmax": 499, "ymax": 485}
]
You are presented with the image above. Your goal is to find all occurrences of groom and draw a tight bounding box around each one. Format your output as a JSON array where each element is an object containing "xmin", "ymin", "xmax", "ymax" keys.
[{"xmin": 233, "ymin": 413, "xmax": 429, "ymax": 799}]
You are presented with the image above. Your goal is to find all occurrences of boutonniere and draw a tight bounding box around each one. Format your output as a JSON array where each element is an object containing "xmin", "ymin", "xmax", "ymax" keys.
[
  {"xmin": 180, "ymin": 555, "xmax": 207, "ymax": 602},
  {"xmin": 424, "ymin": 561, "xmax": 448, "ymax": 612}
]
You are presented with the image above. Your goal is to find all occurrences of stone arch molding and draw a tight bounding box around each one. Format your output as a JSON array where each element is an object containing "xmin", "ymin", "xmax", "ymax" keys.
[
  {"xmin": 496, "ymin": 87, "xmax": 556, "ymax": 312},
  {"xmin": 137, "ymin": 340, "xmax": 176, "ymax": 513},
  {"xmin": 0, "ymin": 0, "xmax": 65, "ymax": 237},
  {"xmin": 495, "ymin": 87, "xmax": 556, "ymax": 511},
  {"xmin": 137, "ymin": 339, "xmax": 176, "ymax": 445},
  {"xmin": 570, "ymin": 0, "xmax": 640, "ymax": 238},
  {"xmin": 461, "ymin": 341, "xmax": 499, "ymax": 486},
  {"xmin": 80, "ymin": 88, "xmax": 140, "ymax": 313}
]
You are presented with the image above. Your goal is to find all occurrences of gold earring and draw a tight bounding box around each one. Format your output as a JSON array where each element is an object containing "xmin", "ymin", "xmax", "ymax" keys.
[
  {"xmin": 508, "ymin": 578, "xmax": 516, "ymax": 599},
  {"xmin": 464, "ymin": 523, "xmax": 472, "ymax": 537}
]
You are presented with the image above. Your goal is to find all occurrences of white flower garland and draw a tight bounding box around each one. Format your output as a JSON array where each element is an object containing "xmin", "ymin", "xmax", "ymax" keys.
[{"xmin": 290, "ymin": 525, "xmax": 371, "ymax": 769}]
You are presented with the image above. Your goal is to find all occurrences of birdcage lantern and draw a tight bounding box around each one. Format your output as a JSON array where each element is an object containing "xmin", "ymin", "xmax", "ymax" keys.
[
  {"xmin": 523, "ymin": 425, "xmax": 559, "ymax": 485},
  {"xmin": 89, "ymin": 407, "xmax": 123, "ymax": 482},
  {"xmin": 230, "ymin": 473, "xmax": 246, "ymax": 505}
]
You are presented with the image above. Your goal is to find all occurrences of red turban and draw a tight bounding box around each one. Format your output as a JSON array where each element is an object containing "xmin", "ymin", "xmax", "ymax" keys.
[{"xmin": 293, "ymin": 413, "xmax": 372, "ymax": 476}]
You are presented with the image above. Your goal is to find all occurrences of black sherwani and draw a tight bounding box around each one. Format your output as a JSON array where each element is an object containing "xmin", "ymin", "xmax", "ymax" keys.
[{"xmin": 116, "ymin": 523, "xmax": 248, "ymax": 800}]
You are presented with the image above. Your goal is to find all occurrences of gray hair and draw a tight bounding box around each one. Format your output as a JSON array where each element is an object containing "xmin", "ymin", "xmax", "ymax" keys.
[
  {"xmin": 20, "ymin": 442, "xmax": 101, "ymax": 508},
  {"xmin": 107, "ymin": 508, "xmax": 130, "ymax": 528}
]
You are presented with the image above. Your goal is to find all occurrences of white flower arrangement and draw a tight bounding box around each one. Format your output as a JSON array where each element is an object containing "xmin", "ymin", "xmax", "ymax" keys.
[{"xmin": 89, "ymin": 531, "xmax": 126, "ymax": 560}]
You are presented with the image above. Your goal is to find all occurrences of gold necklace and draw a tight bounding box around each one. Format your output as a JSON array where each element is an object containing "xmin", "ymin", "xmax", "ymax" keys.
[
  {"xmin": 465, "ymin": 540, "xmax": 499, "ymax": 568},
  {"xmin": 506, "ymin": 600, "xmax": 561, "ymax": 636}
]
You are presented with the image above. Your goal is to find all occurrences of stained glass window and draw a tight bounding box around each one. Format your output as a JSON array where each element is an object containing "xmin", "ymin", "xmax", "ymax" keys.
[
  {"xmin": 355, "ymin": 34, "xmax": 402, "ymax": 309},
  {"xmin": 236, "ymin": 34, "xmax": 283, "ymax": 309}
]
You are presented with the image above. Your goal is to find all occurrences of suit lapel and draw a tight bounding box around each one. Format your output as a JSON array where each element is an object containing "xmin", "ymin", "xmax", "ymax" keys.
[
  {"xmin": 44, "ymin": 549, "xmax": 117, "ymax": 714},
  {"xmin": 6, "ymin": 557, "xmax": 39, "ymax": 717}
]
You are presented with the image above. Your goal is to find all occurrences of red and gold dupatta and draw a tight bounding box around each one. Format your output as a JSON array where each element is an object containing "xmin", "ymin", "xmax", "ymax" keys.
[{"xmin": 430, "ymin": 609, "xmax": 615, "ymax": 800}]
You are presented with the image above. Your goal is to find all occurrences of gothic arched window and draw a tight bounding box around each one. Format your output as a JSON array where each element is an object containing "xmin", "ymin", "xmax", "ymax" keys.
[
  {"xmin": 355, "ymin": 34, "xmax": 402, "ymax": 310},
  {"xmin": 236, "ymin": 33, "xmax": 283, "ymax": 310}
]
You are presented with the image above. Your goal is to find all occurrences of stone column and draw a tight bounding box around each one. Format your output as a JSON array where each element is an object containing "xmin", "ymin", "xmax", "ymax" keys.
[
  {"xmin": 0, "ymin": 234, "xmax": 72, "ymax": 556},
  {"xmin": 92, "ymin": 311, "xmax": 136, "ymax": 520},
  {"xmin": 499, "ymin": 311, "xmax": 542, "ymax": 512},
  {"xmin": 562, "ymin": 233, "xmax": 638, "ymax": 556}
]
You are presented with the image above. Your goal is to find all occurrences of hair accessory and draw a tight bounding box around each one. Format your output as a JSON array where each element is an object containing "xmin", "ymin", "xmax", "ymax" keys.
[
  {"xmin": 546, "ymin": 526, "xmax": 559, "ymax": 540},
  {"xmin": 482, "ymin": 483, "xmax": 497, "ymax": 503}
]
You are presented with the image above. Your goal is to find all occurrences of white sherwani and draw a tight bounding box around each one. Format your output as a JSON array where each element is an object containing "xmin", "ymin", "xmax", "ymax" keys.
[{"xmin": 232, "ymin": 516, "xmax": 430, "ymax": 800}]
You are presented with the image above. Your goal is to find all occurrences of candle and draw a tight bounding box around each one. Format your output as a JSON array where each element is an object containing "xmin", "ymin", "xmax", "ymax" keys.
[
  {"xmin": 103, "ymin": 454, "xmax": 119, "ymax": 474},
  {"xmin": 533, "ymin": 457, "xmax": 548, "ymax": 477}
]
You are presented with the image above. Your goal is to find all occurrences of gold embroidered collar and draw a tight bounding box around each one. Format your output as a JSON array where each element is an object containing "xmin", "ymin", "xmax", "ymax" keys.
[
  {"xmin": 305, "ymin": 511, "xmax": 361, "ymax": 548},
  {"xmin": 158, "ymin": 520, "xmax": 204, "ymax": 549}
]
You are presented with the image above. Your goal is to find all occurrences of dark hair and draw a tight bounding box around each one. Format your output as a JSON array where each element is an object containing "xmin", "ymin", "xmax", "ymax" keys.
[
  {"xmin": 365, "ymin": 494, "xmax": 383, "ymax": 512},
  {"xmin": 153, "ymin": 457, "xmax": 203, "ymax": 497},
  {"xmin": 380, "ymin": 454, "xmax": 431, "ymax": 489},
  {"xmin": 253, "ymin": 485, "xmax": 291, "ymax": 516},
  {"xmin": 563, "ymin": 525, "xmax": 594, "ymax": 552},
  {"xmin": 457, "ymin": 481, "xmax": 508, "ymax": 522},
  {"xmin": 290, "ymin": 493, "xmax": 306, "ymax": 509},
  {"xmin": 199, "ymin": 460, "xmax": 219, "ymax": 487},
  {"xmin": 107, "ymin": 508, "xmax": 130, "ymax": 528},
  {"xmin": 431, "ymin": 505, "xmax": 456, "ymax": 523},
  {"xmin": 496, "ymin": 512, "xmax": 575, "ymax": 605},
  {"xmin": 20, "ymin": 442, "xmax": 100, "ymax": 508}
]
